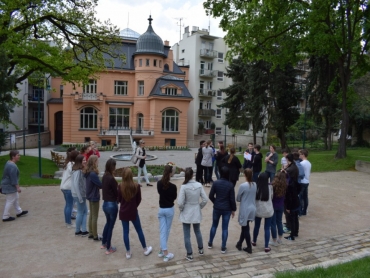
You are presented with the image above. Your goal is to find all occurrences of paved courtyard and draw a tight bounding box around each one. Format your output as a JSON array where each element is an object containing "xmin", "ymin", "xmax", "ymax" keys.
[{"xmin": 0, "ymin": 147, "xmax": 369, "ymax": 277}]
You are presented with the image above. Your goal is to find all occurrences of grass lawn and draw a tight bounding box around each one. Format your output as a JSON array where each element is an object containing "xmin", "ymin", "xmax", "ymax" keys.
[
  {"xmin": 276, "ymin": 256, "xmax": 370, "ymax": 278},
  {"xmin": 0, "ymin": 154, "xmax": 60, "ymax": 186},
  {"xmin": 236, "ymin": 147, "xmax": 370, "ymax": 173}
]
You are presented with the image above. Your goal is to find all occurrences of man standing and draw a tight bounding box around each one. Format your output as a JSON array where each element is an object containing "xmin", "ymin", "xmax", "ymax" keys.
[
  {"xmin": 243, "ymin": 143, "xmax": 255, "ymax": 169},
  {"xmin": 299, "ymin": 149, "xmax": 311, "ymax": 216},
  {"xmin": 265, "ymin": 145, "xmax": 278, "ymax": 182},
  {"xmin": 195, "ymin": 141, "xmax": 205, "ymax": 185},
  {"xmin": 1, "ymin": 150, "xmax": 28, "ymax": 222}
]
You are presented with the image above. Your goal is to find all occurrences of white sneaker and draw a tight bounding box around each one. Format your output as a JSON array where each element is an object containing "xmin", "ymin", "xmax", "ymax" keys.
[
  {"xmin": 66, "ymin": 223, "xmax": 76, "ymax": 228},
  {"xmin": 158, "ymin": 250, "xmax": 164, "ymax": 257},
  {"xmin": 126, "ymin": 252, "xmax": 132, "ymax": 259},
  {"xmin": 269, "ymin": 241, "xmax": 278, "ymax": 247},
  {"xmin": 163, "ymin": 253, "xmax": 174, "ymax": 262},
  {"xmin": 72, "ymin": 209, "xmax": 77, "ymax": 213},
  {"xmin": 144, "ymin": 246, "xmax": 152, "ymax": 256}
]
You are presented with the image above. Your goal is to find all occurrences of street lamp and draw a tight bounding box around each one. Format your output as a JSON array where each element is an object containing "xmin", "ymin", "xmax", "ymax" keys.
[
  {"xmin": 37, "ymin": 77, "xmax": 43, "ymax": 177},
  {"xmin": 302, "ymin": 90, "xmax": 308, "ymax": 149},
  {"xmin": 99, "ymin": 114, "xmax": 103, "ymax": 135}
]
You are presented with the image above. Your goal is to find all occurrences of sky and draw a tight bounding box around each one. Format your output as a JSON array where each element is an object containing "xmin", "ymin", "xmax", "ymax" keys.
[{"xmin": 94, "ymin": 0, "xmax": 226, "ymax": 46}]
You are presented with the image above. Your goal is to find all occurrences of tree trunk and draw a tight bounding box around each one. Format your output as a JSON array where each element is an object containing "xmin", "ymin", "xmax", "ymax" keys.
[{"xmin": 327, "ymin": 118, "xmax": 332, "ymax": 151}]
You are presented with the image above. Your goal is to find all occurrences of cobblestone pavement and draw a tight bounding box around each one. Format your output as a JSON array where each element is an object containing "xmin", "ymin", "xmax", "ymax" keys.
[{"xmin": 59, "ymin": 228, "xmax": 370, "ymax": 278}]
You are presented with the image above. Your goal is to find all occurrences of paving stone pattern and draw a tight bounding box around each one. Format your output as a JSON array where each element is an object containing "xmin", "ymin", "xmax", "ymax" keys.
[{"xmin": 62, "ymin": 228, "xmax": 370, "ymax": 278}]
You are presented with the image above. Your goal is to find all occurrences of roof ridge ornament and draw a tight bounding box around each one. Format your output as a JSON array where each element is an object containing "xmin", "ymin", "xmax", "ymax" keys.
[{"xmin": 148, "ymin": 15, "xmax": 153, "ymax": 25}]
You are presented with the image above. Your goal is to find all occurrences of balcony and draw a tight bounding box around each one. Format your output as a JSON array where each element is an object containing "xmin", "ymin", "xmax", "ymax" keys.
[
  {"xmin": 74, "ymin": 92, "xmax": 104, "ymax": 103},
  {"xmin": 200, "ymin": 49, "xmax": 217, "ymax": 58},
  {"xmin": 199, "ymin": 89, "xmax": 216, "ymax": 98},
  {"xmin": 198, "ymin": 109, "xmax": 215, "ymax": 117},
  {"xmin": 199, "ymin": 69, "xmax": 216, "ymax": 78}
]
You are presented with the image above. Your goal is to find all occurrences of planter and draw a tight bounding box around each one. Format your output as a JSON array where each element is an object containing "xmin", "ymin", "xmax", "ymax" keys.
[{"xmin": 205, "ymin": 129, "xmax": 215, "ymax": 134}]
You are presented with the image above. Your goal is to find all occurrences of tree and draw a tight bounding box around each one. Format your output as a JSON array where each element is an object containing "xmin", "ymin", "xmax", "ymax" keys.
[
  {"xmin": 204, "ymin": 0, "xmax": 370, "ymax": 158},
  {"xmin": 0, "ymin": 0, "xmax": 123, "ymax": 87},
  {"xmin": 219, "ymin": 58, "xmax": 269, "ymax": 144}
]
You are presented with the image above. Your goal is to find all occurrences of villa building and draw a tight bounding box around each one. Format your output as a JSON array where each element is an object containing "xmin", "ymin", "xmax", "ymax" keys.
[{"xmin": 48, "ymin": 16, "xmax": 192, "ymax": 147}]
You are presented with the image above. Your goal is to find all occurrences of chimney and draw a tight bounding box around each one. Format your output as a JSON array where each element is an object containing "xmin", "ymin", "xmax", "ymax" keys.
[{"xmin": 164, "ymin": 40, "xmax": 169, "ymax": 46}]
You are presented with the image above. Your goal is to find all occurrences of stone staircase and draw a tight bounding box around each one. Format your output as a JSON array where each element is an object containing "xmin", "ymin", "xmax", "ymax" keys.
[{"xmin": 117, "ymin": 135, "xmax": 133, "ymax": 152}]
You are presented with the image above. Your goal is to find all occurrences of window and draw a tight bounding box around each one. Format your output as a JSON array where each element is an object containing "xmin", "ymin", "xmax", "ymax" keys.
[
  {"xmin": 207, "ymin": 81, "xmax": 213, "ymax": 90},
  {"xmin": 60, "ymin": 85, "xmax": 63, "ymax": 97},
  {"xmin": 217, "ymin": 90, "xmax": 222, "ymax": 100},
  {"xmin": 84, "ymin": 79, "xmax": 97, "ymax": 94},
  {"xmin": 164, "ymin": 64, "xmax": 169, "ymax": 71},
  {"xmin": 139, "ymin": 59, "xmax": 142, "ymax": 67},
  {"xmin": 182, "ymin": 49, "xmax": 185, "ymax": 53},
  {"xmin": 154, "ymin": 59, "xmax": 157, "ymax": 67},
  {"xmin": 138, "ymin": 81, "xmax": 144, "ymax": 96},
  {"xmin": 114, "ymin": 81, "xmax": 128, "ymax": 95},
  {"xmin": 159, "ymin": 60, "xmax": 162, "ymax": 68},
  {"xmin": 216, "ymin": 109, "xmax": 222, "ymax": 119},
  {"xmin": 80, "ymin": 107, "xmax": 97, "ymax": 129},
  {"xmin": 216, "ymin": 127, "xmax": 222, "ymax": 135},
  {"xmin": 205, "ymin": 120, "xmax": 211, "ymax": 129},
  {"xmin": 200, "ymin": 81, "xmax": 205, "ymax": 94},
  {"xmin": 209, "ymin": 42, "xmax": 214, "ymax": 51},
  {"xmin": 109, "ymin": 108, "xmax": 130, "ymax": 129},
  {"xmin": 146, "ymin": 59, "xmax": 150, "ymax": 66},
  {"xmin": 206, "ymin": 101, "xmax": 212, "ymax": 109},
  {"xmin": 218, "ymin": 52, "xmax": 224, "ymax": 63},
  {"xmin": 165, "ymin": 88, "xmax": 177, "ymax": 95},
  {"xmin": 217, "ymin": 71, "xmax": 224, "ymax": 81},
  {"xmin": 162, "ymin": 109, "xmax": 179, "ymax": 132}
]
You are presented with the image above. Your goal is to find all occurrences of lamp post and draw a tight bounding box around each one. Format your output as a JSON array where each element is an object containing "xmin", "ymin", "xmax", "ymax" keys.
[
  {"xmin": 37, "ymin": 76, "xmax": 43, "ymax": 178},
  {"xmin": 99, "ymin": 114, "xmax": 103, "ymax": 135},
  {"xmin": 302, "ymin": 90, "xmax": 308, "ymax": 149},
  {"xmin": 23, "ymin": 92, "xmax": 28, "ymax": 156}
]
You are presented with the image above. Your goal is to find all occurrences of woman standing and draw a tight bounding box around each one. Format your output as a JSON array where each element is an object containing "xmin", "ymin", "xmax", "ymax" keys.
[
  {"xmin": 215, "ymin": 142, "xmax": 228, "ymax": 180},
  {"xmin": 135, "ymin": 140, "xmax": 152, "ymax": 186},
  {"xmin": 252, "ymin": 172, "xmax": 274, "ymax": 253},
  {"xmin": 252, "ymin": 145, "xmax": 263, "ymax": 182},
  {"xmin": 71, "ymin": 154, "xmax": 88, "ymax": 237},
  {"xmin": 221, "ymin": 147, "xmax": 242, "ymax": 187},
  {"xmin": 235, "ymin": 169, "xmax": 257, "ymax": 254},
  {"xmin": 85, "ymin": 155, "xmax": 102, "ymax": 241},
  {"xmin": 86, "ymin": 141, "xmax": 101, "ymax": 160},
  {"xmin": 157, "ymin": 165, "xmax": 177, "ymax": 262},
  {"xmin": 178, "ymin": 168, "xmax": 208, "ymax": 261},
  {"xmin": 101, "ymin": 158, "xmax": 118, "ymax": 254},
  {"xmin": 118, "ymin": 168, "xmax": 152, "ymax": 259},
  {"xmin": 270, "ymin": 171, "xmax": 287, "ymax": 246},
  {"xmin": 60, "ymin": 150, "xmax": 79, "ymax": 228},
  {"xmin": 201, "ymin": 140, "xmax": 214, "ymax": 187}
]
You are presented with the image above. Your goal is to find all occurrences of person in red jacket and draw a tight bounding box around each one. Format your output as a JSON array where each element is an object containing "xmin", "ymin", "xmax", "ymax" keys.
[
  {"xmin": 86, "ymin": 141, "xmax": 100, "ymax": 160},
  {"xmin": 118, "ymin": 168, "xmax": 153, "ymax": 259}
]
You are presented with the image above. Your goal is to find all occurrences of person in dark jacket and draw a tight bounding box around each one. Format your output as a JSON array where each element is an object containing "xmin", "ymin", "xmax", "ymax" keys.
[
  {"xmin": 101, "ymin": 158, "xmax": 118, "ymax": 255},
  {"xmin": 207, "ymin": 166, "xmax": 236, "ymax": 253},
  {"xmin": 85, "ymin": 155, "xmax": 102, "ymax": 241},
  {"xmin": 252, "ymin": 144, "xmax": 263, "ymax": 182},
  {"xmin": 243, "ymin": 142, "xmax": 255, "ymax": 169},
  {"xmin": 220, "ymin": 147, "xmax": 242, "ymax": 187},
  {"xmin": 195, "ymin": 141, "xmax": 205, "ymax": 184},
  {"xmin": 215, "ymin": 142, "xmax": 228, "ymax": 180},
  {"xmin": 283, "ymin": 154, "xmax": 300, "ymax": 241}
]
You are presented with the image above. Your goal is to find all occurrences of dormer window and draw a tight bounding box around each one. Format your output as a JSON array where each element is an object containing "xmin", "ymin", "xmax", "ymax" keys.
[{"xmin": 165, "ymin": 88, "xmax": 177, "ymax": 95}]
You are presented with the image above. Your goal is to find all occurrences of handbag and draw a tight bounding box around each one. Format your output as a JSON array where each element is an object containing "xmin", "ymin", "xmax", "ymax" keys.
[{"xmin": 131, "ymin": 154, "xmax": 138, "ymax": 164}]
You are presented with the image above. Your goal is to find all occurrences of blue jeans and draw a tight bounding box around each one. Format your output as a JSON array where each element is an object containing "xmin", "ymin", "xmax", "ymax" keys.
[
  {"xmin": 183, "ymin": 223, "xmax": 203, "ymax": 255},
  {"xmin": 265, "ymin": 171, "xmax": 275, "ymax": 183},
  {"xmin": 299, "ymin": 183, "xmax": 309, "ymax": 215},
  {"xmin": 253, "ymin": 216, "xmax": 272, "ymax": 248},
  {"xmin": 73, "ymin": 197, "xmax": 88, "ymax": 233},
  {"xmin": 271, "ymin": 206, "xmax": 284, "ymax": 239},
  {"xmin": 102, "ymin": 201, "xmax": 118, "ymax": 249},
  {"xmin": 158, "ymin": 207, "xmax": 174, "ymax": 251},
  {"xmin": 121, "ymin": 212, "xmax": 147, "ymax": 251},
  {"xmin": 252, "ymin": 172, "xmax": 260, "ymax": 183},
  {"xmin": 138, "ymin": 164, "xmax": 150, "ymax": 184},
  {"xmin": 209, "ymin": 209, "xmax": 232, "ymax": 249},
  {"xmin": 61, "ymin": 190, "xmax": 73, "ymax": 225},
  {"xmin": 214, "ymin": 161, "xmax": 220, "ymax": 180}
]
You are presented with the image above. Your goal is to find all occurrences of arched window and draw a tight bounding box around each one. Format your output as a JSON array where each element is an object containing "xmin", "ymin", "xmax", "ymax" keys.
[
  {"xmin": 162, "ymin": 109, "xmax": 179, "ymax": 132},
  {"xmin": 80, "ymin": 107, "xmax": 97, "ymax": 129}
]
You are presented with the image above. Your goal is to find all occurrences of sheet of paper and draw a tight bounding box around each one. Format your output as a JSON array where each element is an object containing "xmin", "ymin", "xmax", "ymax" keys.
[{"xmin": 244, "ymin": 152, "xmax": 252, "ymax": 160}]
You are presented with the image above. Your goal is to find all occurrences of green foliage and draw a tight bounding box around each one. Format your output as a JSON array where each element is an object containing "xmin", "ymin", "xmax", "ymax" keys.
[
  {"xmin": 276, "ymin": 256, "xmax": 370, "ymax": 278},
  {"xmin": 0, "ymin": 155, "xmax": 60, "ymax": 186},
  {"xmin": 0, "ymin": 0, "xmax": 123, "ymax": 87}
]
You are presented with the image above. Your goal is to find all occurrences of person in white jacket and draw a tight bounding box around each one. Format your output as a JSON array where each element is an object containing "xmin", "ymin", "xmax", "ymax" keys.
[
  {"xmin": 60, "ymin": 150, "xmax": 79, "ymax": 228},
  {"xmin": 178, "ymin": 168, "xmax": 208, "ymax": 261}
]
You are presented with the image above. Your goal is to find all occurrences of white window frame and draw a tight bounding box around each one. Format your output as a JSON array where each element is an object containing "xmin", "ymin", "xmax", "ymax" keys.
[
  {"xmin": 218, "ymin": 52, "xmax": 224, "ymax": 63},
  {"xmin": 138, "ymin": 81, "xmax": 144, "ymax": 96},
  {"xmin": 109, "ymin": 107, "xmax": 130, "ymax": 129},
  {"xmin": 80, "ymin": 107, "xmax": 97, "ymax": 129},
  {"xmin": 114, "ymin": 81, "xmax": 128, "ymax": 95},
  {"xmin": 84, "ymin": 79, "xmax": 97, "ymax": 94},
  {"xmin": 206, "ymin": 101, "xmax": 212, "ymax": 109},
  {"xmin": 217, "ymin": 71, "xmax": 224, "ymax": 81},
  {"xmin": 216, "ymin": 127, "xmax": 222, "ymax": 135},
  {"xmin": 162, "ymin": 109, "xmax": 179, "ymax": 132},
  {"xmin": 165, "ymin": 88, "xmax": 177, "ymax": 95},
  {"xmin": 216, "ymin": 109, "xmax": 222, "ymax": 119},
  {"xmin": 217, "ymin": 90, "xmax": 222, "ymax": 100},
  {"xmin": 205, "ymin": 120, "xmax": 211, "ymax": 129}
]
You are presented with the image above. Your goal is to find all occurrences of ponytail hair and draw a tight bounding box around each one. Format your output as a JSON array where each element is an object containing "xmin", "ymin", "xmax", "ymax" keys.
[
  {"xmin": 228, "ymin": 147, "xmax": 236, "ymax": 164},
  {"xmin": 183, "ymin": 168, "xmax": 194, "ymax": 184}
]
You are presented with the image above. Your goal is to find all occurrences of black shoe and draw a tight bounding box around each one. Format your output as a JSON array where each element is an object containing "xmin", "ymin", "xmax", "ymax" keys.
[
  {"xmin": 16, "ymin": 211, "xmax": 28, "ymax": 217},
  {"xmin": 81, "ymin": 231, "xmax": 89, "ymax": 237},
  {"xmin": 71, "ymin": 215, "xmax": 76, "ymax": 220},
  {"xmin": 198, "ymin": 248, "xmax": 204, "ymax": 255},
  {"xmin": 236, "ymin": 243, "xmax": 242, "ymax": 251},
  {"xmin": 221, "ymin": 247, "xmax": 227, "ymax": 254},
  {"xmin": 75, "ymin": 231, "xmax": 83, "ymax": 236},
  {"xmin": 93, "ymin": 237, "xmax": 101, "ymax": 241},
  {"xmin": 207, "ymin": 242, "xmax": 213, "ymax": 249},
  {"xmin": 185, "ymin": 254, "xmax": 193, "ymax": 261},
  {"xmin": 3, "ymin": 217, "xmax": 15, "ymax": 222},
  {"xmin": 284, "ymin": 236, "xmax": 295, "ymax": 241},
  {"xmin": 294, "ymin": 234, "xmax": 299, "ymax": 237},
  {"xmin": 147, "ymin": 183, "xmax": 153, "ymax": 186},
  {"xmin": 88, "ymin": 235, "xmax": 94, "ymax": 239},
  {"xmin": 243, "ymin": 247, "xmax": 252, "ymax": 254}
]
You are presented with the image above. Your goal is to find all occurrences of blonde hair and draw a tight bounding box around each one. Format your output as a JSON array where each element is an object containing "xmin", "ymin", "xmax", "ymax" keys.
[
  {"xmin": 84, "ymin": 155, "xmax": 99, "ymax": 174},
  {"xmin": 120, "ymin": 168, "xmax": 138, "ymax": 202}
]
